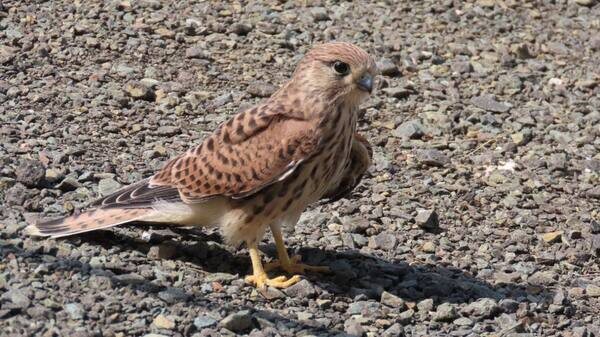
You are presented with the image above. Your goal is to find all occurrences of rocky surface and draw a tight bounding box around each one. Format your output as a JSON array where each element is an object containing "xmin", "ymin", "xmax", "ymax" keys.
[{"xmin": 1, "ymin": 1, "xmax": 600, "ymax": 336}]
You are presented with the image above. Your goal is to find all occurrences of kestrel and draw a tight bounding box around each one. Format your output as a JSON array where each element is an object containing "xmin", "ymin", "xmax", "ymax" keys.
[{"xmin": 27, "ymin": 42, "xmax": 377, "ymax": 289}]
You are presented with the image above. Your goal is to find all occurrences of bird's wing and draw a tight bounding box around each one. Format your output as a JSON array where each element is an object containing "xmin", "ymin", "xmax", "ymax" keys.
[
  {"xmin": 92, "ymin": 104, "xmax": 321, "ymax": 208},
  {"xmin": 321, "ymin": 132, "xmax": 372, "ymax": 202}
]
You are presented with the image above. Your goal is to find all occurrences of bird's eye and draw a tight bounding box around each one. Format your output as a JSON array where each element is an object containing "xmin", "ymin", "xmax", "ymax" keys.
[{"xmin": 333, "ymin": 61, "xmax": 350, "ymax": 75}]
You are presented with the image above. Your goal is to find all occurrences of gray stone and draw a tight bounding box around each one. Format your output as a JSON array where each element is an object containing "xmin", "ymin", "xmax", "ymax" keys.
[
  {"xmin": 16, "ymin": 160, "xmax": 45, "ymax": 187},
  {"xmin": 125, "ymin": 81, "xmax": 155, "ymax": 101},
  {"xmin": 220, "ymin": 310, "xmax": 253, "ymax": 333},
  {"xmin": 417, "ymin": 298, "xmax": 434, "ymax": 313},
  {"xmin": 194, "ymin": 315, "xmax": 218, "ymax": 329},
  {"xmin": 283, "ymin": 279, "xmax": 317, "ymax": 298},
  {"xmin": 64, "ymin": 303, "xmax": 85, "ymax": 320},
  {"xmin": 378, "ymin": 58, "xmax": 400, "ymax": 77},
  {"xmin": 156, "ymin": 125, "xmax": 179, "ymax": 136},
  {"xmin": 98, "ymin": 178, "xmax": 122, "ymax": 196},
  {"xmin": 471, "ymin": 94, "xmax": 511, "ymax": 113},
  {"xmin": 462, "ymin": 298, "xmax": 500, "ymax": 318},
  {"xmin": 311, "ymin": 7, "xmax": 329, "ymax": 21},
  {"xmin": 56, "ymin": 176, "xmax": 81, "ymax": 192},
  {"xmin": 3, "ymin": 289, "xmax": 31, "ymax": 309},
  {"xmin": 433, "ymin": 303, "xmax": 458, "ymax": 322},
  {"xmin": 344, "ymin": 319, "xmax": 365, "ymax": 336},
  {"xmin": 158, "ymin": 287, "xmax": 190, "ymax": 304},
  {"xmin": 397, "ymin": 309, "xmax": 415, "ymax": 324},
  {"xmin": 368, "ymin": 232, "xmax": 397, "ymax": 250},
  {"xmin": 417, "ymin": 149, "xmax": 450, "ymax": 167},
  {"xmin": 414, "ymin": 209, "xmax": 439, "ymax": 229},
  {"xmin": 347, "ymin": 301, "xmax": 380, "ymax": 315},
  {"xmin": 380, "ymin": 291, "xmax": 405, "ymax": 308},
  {"xmin": 186, "ymin": 47, "xmax": 209, "ymax": 59},
  {"xmin": 247, "ymin": 81, "xmax": 276, "ymax": 98},
  {"xmin": 392, "ymin": 120, "xmax": 424, "ymax": 139}
]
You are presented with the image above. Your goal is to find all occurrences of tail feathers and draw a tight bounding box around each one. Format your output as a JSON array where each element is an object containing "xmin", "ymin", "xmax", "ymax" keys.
[{"xmin": 25, "ymin": 208, "xmax": 151, "ymax": 238}]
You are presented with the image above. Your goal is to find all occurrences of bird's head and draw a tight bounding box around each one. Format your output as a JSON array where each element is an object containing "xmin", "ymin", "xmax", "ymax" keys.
[{"xmin": 291, "ymin": 42, "xmax": 378, "ymax": 108}]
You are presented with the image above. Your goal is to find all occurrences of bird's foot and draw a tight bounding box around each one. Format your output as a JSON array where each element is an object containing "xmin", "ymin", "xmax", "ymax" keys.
[
  {"xmin": 245, "ymin": 272, "xmax": 301, "ymax": 289},
  {"xmin": 264, "ymin": 255, "xmax": 330, "ymax": 275}
]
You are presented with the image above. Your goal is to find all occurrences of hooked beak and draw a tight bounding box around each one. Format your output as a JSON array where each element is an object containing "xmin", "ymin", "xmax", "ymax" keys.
[{"xmin": 357, "ymin": 73, "xmax": 373, "ymax": 93}]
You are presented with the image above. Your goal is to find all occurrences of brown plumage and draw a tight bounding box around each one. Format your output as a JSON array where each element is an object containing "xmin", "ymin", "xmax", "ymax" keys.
[{"xmin": 27, "ymin": 42, "xmax": 377, "ymax": 289}]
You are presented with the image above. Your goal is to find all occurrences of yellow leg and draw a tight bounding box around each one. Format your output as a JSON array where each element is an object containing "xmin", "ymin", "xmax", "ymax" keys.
[
  {"xmin": 244, "ymin": 241, "xmax": 301, "ymax": 289},
  {"xmin": 264, "ymin": 224, "xmax": 330, "ymax": 274}
]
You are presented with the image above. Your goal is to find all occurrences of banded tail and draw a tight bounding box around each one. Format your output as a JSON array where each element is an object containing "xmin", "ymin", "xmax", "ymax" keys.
[{"xmin": 25, "ymin": 208, "xmax": 151, "ymax": 238}]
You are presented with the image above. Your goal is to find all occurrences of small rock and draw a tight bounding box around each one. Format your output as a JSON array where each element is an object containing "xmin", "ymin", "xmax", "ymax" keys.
[
  {"xmin": 454, "ymin": 317, "xmax": 473, "ymax": 326},
  {"xmin": 56, "ymin": 176, "xmax": 81, "ymax": 192},
  {"xmin": 194, "ymin": 315, "xmax": 218, "ymax": 329},
  {"xmin": 3, "ymin": 289, "xmax": 31, "ymax": 309},
  {"xmin": 16, "ymin": 160, "xmax": 45, "ymax": 187},
  {"xmin": 471, "ymin": 94, "xmax": 511, "ymax": 113},
  {"xmin": 283, "ymin": 279, "xmax": 317, "ymax": 298},
  {"xmin": 392, "ymin": 120, "xmax": 424, "ymax": 139},
  {"xmin": 186, "ymin": 47, "xmax": 209, "ymax": 59},
  {"xmin": 347, "ymin": 301, "xmax": 380, "ymax": 315},
  {"xmin": 383, "ymin": 323, "xmax": 404, "ymax": 337},
  {"xmin": 64, "ymin": 303, "xmax": 85, "ymax": 320},
  {"xmin": 417, "ymin": 149, "xmax": 450, "ymax": 167},
  {"xmin": 422, "ymin": 241, "xmax": 436, "ymax": 253},
  {"xmin": 397, "ymin": 309, "xmax": 414, "ymax": 324},
  {"xmin": 383, "ymin": 86, "xmax": 414, "ymax": 99},
  {"xmin": 230, "ymin": 22, "xmax": 253, "ymax": 35},
  {"xmin": 378, "ymin": 58, "xmax": 400, "ymax": 77},
  {"xmin": 528, "ymin": 271, "xmax": 557, "ymax": 286},
  {"xmin": 344, "ymin": 319, "xmax": 365, "ymax": 336},
  {"xmin": 310, "ymin": 7, "xmax": 329, "ymax": 21},
  {"xmin": 148, "ymin": 243, "xmax": 177, "ymax": 259},
  {"xmin": 156, "ymin": 125, "xmax": 179, "ymax": 137},
  {"xmin": 542, "ymin": 231, "xmax": 563, "ymax": 244},
  {"xmin": 586, "ymin": 284, "xmax": 600, "ymax": 297},
  {"xmin": 368, "ymin": 232, "xmax": 397, "ymax": 250},
  {"xmin": 462, "ymin": 298, "xmax": 500, "ymax": 318},
  {"xmin": 575, "ymin": 0, "xmax": 596, "ymax": 6},
  {"xmin": 417, "ymin": 298, "xmax": 434, "ymax": 313},
  {"xmin": 433, "ymin": 303, "xmax": 458, "ymax": 322},
  {"xmin": 380, "ymin": 291, "xmax": 405, "ymax": 309},
  {"xmin": 158, "ymin": 287, "xmax": 190, "ymax": 304},
  {"xmin": 414, "ymin": 209, "xmax": 439, "ymax": 230},
  {"xmin": 246, "ymin": 81, "xmax": 276, "ymax": 98},
  {"xmin": 153, "ymin": 314, "xmax": 175, "ymax": 329},
  {"xmin": 590, "ymin": 221, "xmax": 600, "ymax": 234},
  {"xmin": 125, "ymin": 82, "xmax": 155, "ymax": 101},
  {"xmin": 98, "ymin": 178, "xmax": 122, "ymax": 196},
  {"xmin": 220, "ymin": 310, "xmax": 253, "ymax": 333},
  {"xmin": 45, "ymin": 169, "xmax": 65, "ymax": 184}
]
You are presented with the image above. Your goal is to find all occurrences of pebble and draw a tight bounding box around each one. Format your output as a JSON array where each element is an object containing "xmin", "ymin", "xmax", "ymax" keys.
[
  {"xmin": 542, "ymin": 231, "xmax": 563, "ymax": 244},
  {"xmin": 153, "ymin": 314, "xmax": 175, "ymax": 329},
  {"xmin": 158, "ymin": 288, "xmax": 190, "ymax": 304},
  {"xmin": 471, "ymin": 94, "xmax": 511, "ymax": 113},
  {"xmin": 3, "ymin": 289, "xmax": 31, "ymax": 309},
  {"xmin": 368, "ymin": 232, "xmax": 397, "ymax": 250},
  {"xmin": 417, "ymin": 149, "xmax": 450, "ymax": 167},
  {"xmin": 220, "ymin": 310, "xmax": 253, "ymax": 333},
  {"xmin": 98, "ymin": 178, "xmax": 122, "ymax": 196},
  {"xmin": 586, "ymin": 284, "xmax": 600, "ymax": 297},
  {"xmin": 433, "ymin": 303, "xmax": 458, "ymax": 322},
  {"xmin": 414, "ymin": 209, "xmax": 439, "ymax": 230},
  {"xmin": 378, "ymin": 58, "xmax": 400, "ymax": 77},
  {"xmin": 392, "ymin": 120, "xmax": 424, "ymax": 139},
  {"xmin": 462, "ymin": 298, "xmax": 500, "ymax": 318},
  {"xmin": 283, "ymin": 279, "xmax": 317, "ymax": 298},
  {"xmin": 64, "ymin": 303, "xmax": 85, "ymax": 320},
  {"xmin": 16, "ymin": 160, "xmax": 45, "ymax": 188},
  {"xmin": 194, "ymin": 315, "xmax": 218, "ymax": 329},
  {"xmin": 125, "ymin": 82, "xmax": 155, "ymax": 101},
  {"xmin": 246, "ymin": 81, "xmax": 277, "ymax": 98},
  {"xmin": 380, "ymin": 291, "xmax": 405, "ymax": 309}
]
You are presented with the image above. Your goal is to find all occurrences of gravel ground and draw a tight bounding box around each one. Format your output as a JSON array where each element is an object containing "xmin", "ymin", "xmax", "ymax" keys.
[{"xmin": 1, "ymin": 1, "xmax": 600, "ymax": 336}]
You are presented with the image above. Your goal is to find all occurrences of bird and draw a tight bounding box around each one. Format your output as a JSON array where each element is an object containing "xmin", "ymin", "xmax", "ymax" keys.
[{"xmin": 26, "ymin": 42, "xmax": 377, "ymax": 289}]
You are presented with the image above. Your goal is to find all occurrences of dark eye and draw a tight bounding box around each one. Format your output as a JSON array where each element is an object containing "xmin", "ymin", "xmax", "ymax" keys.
[{"xmin": 333, "ymin": 61, "xmax": 350, "ymax": 75}]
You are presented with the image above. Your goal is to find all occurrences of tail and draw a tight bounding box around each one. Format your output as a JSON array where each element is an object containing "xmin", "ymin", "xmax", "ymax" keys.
[{"xmin": 25, "ymin": 208, "xmax": 151, "ymax": 238}]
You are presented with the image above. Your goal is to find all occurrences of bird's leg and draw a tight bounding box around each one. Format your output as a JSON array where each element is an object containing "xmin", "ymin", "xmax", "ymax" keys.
[
  {"xmin": 264, "ymin": 223, "xmax": 330, "ymax": 274},
  {"xmin": 244, "ymin": 240, "xmax": 301, "ymax": 289}
]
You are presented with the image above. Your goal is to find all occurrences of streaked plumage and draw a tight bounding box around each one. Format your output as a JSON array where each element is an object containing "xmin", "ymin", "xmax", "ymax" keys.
[{"xmin": 27, "ymin": 42, "xmax": 377, "ymax": 289}]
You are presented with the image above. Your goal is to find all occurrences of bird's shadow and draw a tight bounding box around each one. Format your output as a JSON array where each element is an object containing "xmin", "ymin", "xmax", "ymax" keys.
[
  {"xmin": 5, "ymin": 224, "xmax": 555, "ymax": 336},
  {"xmin": 71, "ymin": 224, "xmax": 549, "ymax": 306}
]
